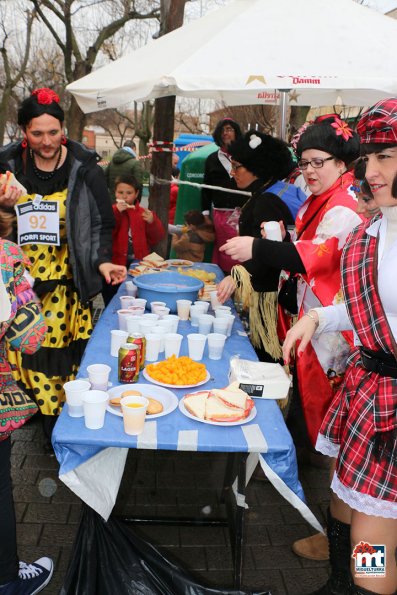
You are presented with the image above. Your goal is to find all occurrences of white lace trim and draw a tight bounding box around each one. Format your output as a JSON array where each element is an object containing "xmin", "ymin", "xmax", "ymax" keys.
[
  {"xmin": 331, "ymin": 473, "xmax": 397, "ymax": 519},
  {"xmin": 315, "ymin": 433, "xmax": 340, "ymax": 458}
]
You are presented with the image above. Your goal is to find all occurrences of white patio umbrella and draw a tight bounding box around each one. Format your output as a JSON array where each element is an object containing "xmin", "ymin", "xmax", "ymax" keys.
[{"xmin": 67, "ymin": 0, "xmax": 397, "ymax": 119}]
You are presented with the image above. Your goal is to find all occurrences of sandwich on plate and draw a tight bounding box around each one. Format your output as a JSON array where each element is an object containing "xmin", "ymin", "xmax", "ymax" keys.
[
  {"xmin": 140, "ymin": 252, "xmax": 168, "ymax": 269},
  {"xmin": 183, "ymin": 385, "xmax": 254, "ymax": 423}
]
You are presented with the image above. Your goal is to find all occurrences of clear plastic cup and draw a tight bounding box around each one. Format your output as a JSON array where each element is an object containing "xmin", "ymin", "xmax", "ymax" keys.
[
  {"xmin": 163, "ymin": 314, "xmax": 179, "ymax": 333},
  {"xmin": 119, "ymin": 295, "xmax": 135, "ymax": 309},
  {"xmin": 86, "ymin": 364, "xmax": 111, "ymax": 391},
  {"xmin": 118, "ymin": 309, "xmax": 134, "ymax": 331},
  {"xmin": 144, "ymin": 333, "xmax": 161, "ymax": 361},
  {"xmin": 81, "ymin": 390, "xmax": 109, "ymax": 429},
  {"xmin": 164, "ymin": 333, "xmax": 183, "ymax": 358},
  {"xmin": 110, "ymin": 329, "xmax": 128, "ymax": 357},
  {"xmin": 213, "ymin": 317, "xmax": 228, "ymax": 336},
  {"xmin": 176, "ymin": 299, "xmax": 192, "ymax": 320},
  {"xmin": 150, "ymin": 301, "xmax": 166, "ymax": 313},
  {"xmin": 189, "ymin": 305, "xmax": 203, "ymax": 327},
  {"xmin": 222, "ymin": 313, "xmax": 235, "ymax": 337},
  {"xmin": 154, "ymin": 306, "xmax": 170, "ymax": 319},
  {"xmin": 63, "ymin": 379, "xmax": 91, "ymax": 417},
  {"xmin": 125, "ymin": 281, "xmax": 138, "ymax": 297},
  {"xmin": 125, "ymin": 316, "xmax": 142, "ymax": 334},
  {"xmin": 151, "ymin": 325, "xmax": 167, "ymax": 352},
  {"xmin": 210, "ymin": 290, "xmax": 221, "ymax": 310},
  {"xmin": 120, "ymin": 395, "xmax": 149, "ymax": 436},
  {"xmin": 207, "ymin": 333, "xmax": 226, "ymax": 360},
  {"xmin": 187, "ymin": 333, "xmax": 207, "ymax": 361},
  {"xmin": 198, "ymin": 314, "xmax": 215, "ymax": 335},
  {"xmin": 194, "ymin": 301, "xmax": 210, "ymax": 314}
]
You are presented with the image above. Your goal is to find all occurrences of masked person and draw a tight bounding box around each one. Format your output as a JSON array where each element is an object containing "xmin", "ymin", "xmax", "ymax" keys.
[{"xmin": 0, "ymin": 88, "xmax": 126, "ymax": 447}]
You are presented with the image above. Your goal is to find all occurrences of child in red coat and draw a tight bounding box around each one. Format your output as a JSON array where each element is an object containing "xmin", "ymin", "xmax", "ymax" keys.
[{"xmin": 102, "ymin": 174, "xmax": 165, "ymax": 305}]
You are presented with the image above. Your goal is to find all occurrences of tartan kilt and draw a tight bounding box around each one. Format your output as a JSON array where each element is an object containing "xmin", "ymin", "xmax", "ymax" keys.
[{"xmin": 319, "ymin": 349, "xmax": 397, "ymax": 503}]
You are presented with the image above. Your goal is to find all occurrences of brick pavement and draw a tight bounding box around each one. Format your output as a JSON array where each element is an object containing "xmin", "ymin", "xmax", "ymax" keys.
[{"xmin": 11, "ymin": 415, "xmax": 331, "ymax": 595}]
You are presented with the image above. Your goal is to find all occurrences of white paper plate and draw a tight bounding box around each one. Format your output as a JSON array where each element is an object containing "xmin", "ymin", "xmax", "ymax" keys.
[
  {"xmin": 166, "ymin": 259, "xmax": 194, "ymax": 268},
  {"xmin": 106, "ymin": 383, "xmax": 178, "ymax": 419},
  {"xmin": 142, "ymin": 368, "xmax": 211, "ymax": 389},
  {"xmin": 178, "ymin": 396, "xmax": 257, "ymax": 426}
]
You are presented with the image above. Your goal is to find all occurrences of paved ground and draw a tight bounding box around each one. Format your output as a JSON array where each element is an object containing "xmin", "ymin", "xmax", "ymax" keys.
[{"xmin": 11, "ymin": 299, "xmax": 331, "ymax": 594}]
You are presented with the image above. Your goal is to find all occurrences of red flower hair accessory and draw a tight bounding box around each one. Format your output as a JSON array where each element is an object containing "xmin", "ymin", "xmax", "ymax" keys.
[
  {"xmin": 32, "ymin": 88, "xmax": 60, "ymax": 105},
  {"xmin": 330, "ymin": 117, "xmax": 353, "ymax": 141}
]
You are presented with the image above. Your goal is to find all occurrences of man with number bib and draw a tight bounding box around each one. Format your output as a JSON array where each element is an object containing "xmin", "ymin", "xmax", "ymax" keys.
[{"xmin": 0, "ymin": 88, "xmax": 126, "ymax": 448}]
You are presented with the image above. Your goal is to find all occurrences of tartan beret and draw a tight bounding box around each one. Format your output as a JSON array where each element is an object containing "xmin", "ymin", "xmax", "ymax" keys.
[{"xmin": 357, "ymin": 98, "xmax": 397, "ymax": 144}]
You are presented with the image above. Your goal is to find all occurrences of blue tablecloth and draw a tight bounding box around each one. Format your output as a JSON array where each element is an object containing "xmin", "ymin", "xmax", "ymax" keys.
[{"xmin": 52, "ymin": 264, "xmax": 321, "ymax": 527}]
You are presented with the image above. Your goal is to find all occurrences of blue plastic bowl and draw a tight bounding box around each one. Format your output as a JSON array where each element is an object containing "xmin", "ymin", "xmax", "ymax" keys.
[{"xmin": 133, "ymin": 271, "xmax": 204, "ymax": 313}]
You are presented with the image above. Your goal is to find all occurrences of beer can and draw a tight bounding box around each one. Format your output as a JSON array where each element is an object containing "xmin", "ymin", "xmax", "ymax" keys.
[
  {"xmin": 118, "ymin": 343, "xmax": 139, "ymax": 383},
  {"xmin": 127, "ymin": 333, "xmax": 146, "ymax": 370}
]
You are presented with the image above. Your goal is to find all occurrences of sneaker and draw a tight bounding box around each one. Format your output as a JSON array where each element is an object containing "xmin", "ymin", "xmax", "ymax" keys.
[{"xmin": 0, "ymin": 558, "xmax": 54, "ymax": 594}]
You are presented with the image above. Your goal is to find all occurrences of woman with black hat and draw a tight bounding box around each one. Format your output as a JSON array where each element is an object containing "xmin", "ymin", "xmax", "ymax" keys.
[
  {"xmin": 202, "ymin": 117, "xmax": 246, "ymax": 273},
  {"xmin": 217, "ymin": 130, "xmax": 295, "ymax": 363},
  {"xmin": 282, "ymin": 99, "xmax": 397, "ymax": 595},
  {"xmin": 0, "ymin": 88, "xmax": 126, "ymax": 446}
]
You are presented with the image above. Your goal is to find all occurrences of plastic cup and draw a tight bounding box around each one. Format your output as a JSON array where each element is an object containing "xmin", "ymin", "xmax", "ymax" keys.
[
  {"xmin": 176, "ymin": 299, "xmax": 192, "ymax": 320},
  {"xmin": 215, "ymin": 306, "xmax": 232, "ymax": 315},
  {"xmin": 198, "ymin": 314, "xmax": 215, "ymax": 335},
  {"xmin": 152, "ymin": 325, "xmax": 167, "ymax": 352},
  {"xmin": 154, "ymin": 306, "xmax": 170, "ymax": 319},
  {"xmin": 145, "ymin": 333, "xmax": 161, "ymax": 361},
  {"xmin": 164, "ymin": 314, "xmax": 179, "ymax": 333},
  {"xmin": 156, "ymin": 318, "xmax": 174, "ymax": 333},
  {"xmin": 213, "ymin": 317, "xmax": 229, "ymax": 336},
  {"xmin": 194, "ymin": 301, "xmax": 210, "ymax": 314},
  {"xmin": 110, "ymin": 329, "xmax": 128, "ymax": 357},
  {"xmin": 141, "ymin": 313, "xmax": 159, "ymax": 322},
  {"xmin": 150, "ymin": 301, "xmax": 166, "ymax": 313},
  {"xmin": 263, "ymin": 221, "xmax": 282, "ymax": 242},
  {"xmin": 210, "ymin": 290, "xmax": 222, "ymax": 310},
  {"xmin": 127, "ymin": 305, "xmax": 145, "ymax": 316},
  {"xmin": 189, "ymin": 305, "xmax": 203, "ymax": 327},
  {"xmin": 187, "ymin": 333, "xmax": 207, "ymax": 361},
  {"xmin": 222, "ymin": 313, "xmax": 235, "ymax": 337},
  {"xmin": 63, "ymin": 379, "xmax": 91, "ymax": 417},
  {"xmin": 125, "ymin": 281, "xmax": 138, "ymax": 297},
  {"xmin": 86, "ymin": 363, "xmax": 111, "ymax": 391},
  {"xmin": 118, "ymin": 309, "xmax": 134, "ymax": 331},
  {"xmin": 120, "ymin": 395, "xmax": 149, "ymax": 436},
  {"xmin": 125, "ymin": 315, "xmax": 142, "ymax": 334},
  {"xmin": 139, "ymin": 319, "xmax": 158, "ymax": 335},
  {"xmin": 133, "ymin": 298, "xmax": 147, "ymax": 309},
  {"xmin": 164, "ymin": 333, "xmax": 183, "ymax": 358},
  {"xmin": 119, "ymin": 295, "xmax": 135, "ymax": 309},
  {"xmin": 207, "ymin": 333, "xmax": 226, "ymax": 360},
  {"xmin": 81, "ymin": 390, "xmax": 108, "ymax": 430}
]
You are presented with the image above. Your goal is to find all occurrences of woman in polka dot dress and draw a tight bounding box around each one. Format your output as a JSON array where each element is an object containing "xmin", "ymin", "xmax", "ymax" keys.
[{"xmin": 0, "ymin": 88, "xmax": 126, "ymax": 444}]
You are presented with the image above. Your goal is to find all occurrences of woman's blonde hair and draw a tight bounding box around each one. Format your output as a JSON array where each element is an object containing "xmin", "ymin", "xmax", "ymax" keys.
[{"xmin": 0, "ymin": 210, "xmax": 15, "ymax": 238}]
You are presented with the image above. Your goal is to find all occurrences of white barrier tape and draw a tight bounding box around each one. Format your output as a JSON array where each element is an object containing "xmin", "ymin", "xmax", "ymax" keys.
[
  {"xmin": 137, "ymin": 420, "xmax": 157, "ymax": 450},
  {"xmin": 242, "ymin": 424, "xmax": 269, "ymax": 453},
  {"xmin": 177, "ymin": 429, "xmax": 199, "ymax": 451},
  {"xmin": 150, "ymin": 175, "xmax": 251, "ymax": 197}
]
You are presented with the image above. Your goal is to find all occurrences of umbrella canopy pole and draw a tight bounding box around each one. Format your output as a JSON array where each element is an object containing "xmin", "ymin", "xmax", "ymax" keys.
[{"xmin": 278, "ymin": 90, "xmax": 290, "ymax": 141}]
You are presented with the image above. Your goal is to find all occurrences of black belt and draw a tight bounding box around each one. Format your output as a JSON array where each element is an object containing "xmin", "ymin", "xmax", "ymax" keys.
[{"xmin": 360, "ymin": 347, "xmax": 397, "ymax": 378}]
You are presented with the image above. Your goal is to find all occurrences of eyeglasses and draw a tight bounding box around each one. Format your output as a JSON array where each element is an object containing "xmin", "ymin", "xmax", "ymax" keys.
[
  {"xmin": 298, "ymin": 156, "xmax": 334, "ymax": 170},
  {"xmin": 230, "ymin": 162, "xmax": 244, "ymax": 171}
]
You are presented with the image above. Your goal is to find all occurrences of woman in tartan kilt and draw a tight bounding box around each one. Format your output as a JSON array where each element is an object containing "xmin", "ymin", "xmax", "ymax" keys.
[{"xmin": 283, "ymin": 98, "xmax": 397, "ymax": 595}]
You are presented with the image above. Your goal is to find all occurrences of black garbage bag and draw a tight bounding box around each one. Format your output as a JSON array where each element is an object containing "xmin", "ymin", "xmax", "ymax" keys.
[{"xmin": 60, "ymin": 506, "xmax": 270, "ymax": 595}]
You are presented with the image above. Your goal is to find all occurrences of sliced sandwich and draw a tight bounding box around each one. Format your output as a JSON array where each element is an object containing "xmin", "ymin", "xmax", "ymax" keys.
[
  {"xmin": 183, "ymin": 391, "xmax": 208, "ymax": 419},
  {"xmin": 205, "ymin": 395, "xmax": 247, "ymax": 422},
  {"xmin": 140, "ymin": 252, "xmax": 168, "ymax": 268}
]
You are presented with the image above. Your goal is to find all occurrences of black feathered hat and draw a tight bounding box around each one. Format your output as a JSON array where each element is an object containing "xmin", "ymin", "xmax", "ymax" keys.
[
  {"xmin": 296, "ymin": 114, "xmax": 360, "ymax": 166},
  {"xmin": 18, "ymin": 88, "xmax": 64, "ymax": 128},
  {"xmin": 228, "ymin": 130, "xmax": 294, "ymax": 182},
  {"xmin": 212, "ymin": 118, "xmax": 242, "ymax": 147}
]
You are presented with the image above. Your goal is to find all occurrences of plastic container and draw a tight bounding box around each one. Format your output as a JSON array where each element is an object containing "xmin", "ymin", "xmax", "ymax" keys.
[{"xmin": 133, "ymin": 272, "xmax": 203, "ymax": 313}]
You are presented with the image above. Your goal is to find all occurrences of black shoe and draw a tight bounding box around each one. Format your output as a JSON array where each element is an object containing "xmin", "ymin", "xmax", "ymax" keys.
[{"xmin": 0, "ymin": 558, "xmax": 54, "ymax": 594}]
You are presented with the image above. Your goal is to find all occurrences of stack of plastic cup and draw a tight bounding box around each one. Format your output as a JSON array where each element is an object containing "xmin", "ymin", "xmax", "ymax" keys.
[
  {"xmin": 207, "ymin": 333, "xmax": 226, "ymax": 360},
  {"xmin": 187, "ymin": 333, "xmax": 207, "ymax": 361}
]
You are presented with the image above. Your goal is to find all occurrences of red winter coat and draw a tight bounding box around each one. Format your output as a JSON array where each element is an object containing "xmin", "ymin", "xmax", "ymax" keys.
[{"xmin": 111, "ymin": 203, "xmax": 165, "ymax": 265}]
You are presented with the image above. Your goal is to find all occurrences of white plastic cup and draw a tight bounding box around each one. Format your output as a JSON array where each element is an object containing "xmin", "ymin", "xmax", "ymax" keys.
[
  {"xmin": 154, "ymin": 306, "xmax": 170, "ymax": 319},
  {"xmin": 176, "ymin": 299, "xmax": 192, "ymax": 320},
  {"xmin": 126, "ymin": 316, "xmax": 142, "ymax": 334},
  {"xmin": 86, "ymin": 364, "xmax": 111, "ymax": 391},
  {"xmin": 194, "ymin": 301, "xmax": 210, "ymax": 314},
  {"xmin": 127, "ymin": 305, "xmax": 145, "ymax": 316},
  {"xmin": 152, "ymin": 325, "xmax": 167, "ymax": 352},
  {"xmin": 110, "ymin": 329, "xmax": 129, "ymax": 357},
  {"xmin": 81, "ymin": 390, "xmax": 109, "ymax": 430},
  {"xmin": 156, "ymin": 318, "xmax": 174, "ymax": 333},
  {"xmin": 222, "ymin": 313, "xmax": 235, "ymax": 337},
  {"xmin": 164, "ymin": 333, "xmax": 183, "ymax": 358},
  {"xmin": 125, "ymin": 281, "xmax": 138, "ymax": 297},
  {"xmin": 215, "ymin": 305, "xmax": 232, "ymax": 315},
  {"xmin": 198, "ymin": 314, "xmax": 215, "ymax": 335},
  {"xmin": 120, "ymin": 395, "xmax": 149, "ymax": 436},
  {"xmin": 213, "ymin": 317, "xmax": 229, "ymax": 336},
  {"xmin": 189, "ymin": 305, "xmax": 203, "ymax": 327},
  {"xmin": 145, "ymin": 333, "xmax": 161, "ymax": 361},
  {"xmin": 263, "ymin": 221, "xmax": 282, "ymax": 242},
  {"xmin": 133, "ymin": 298, "xmax": 147, "ymax": 309},
  {"xmin": 150, "ymin": 301, "xmax": 166, "ymax": 313},
  {"xmin": 207, "ymin": 333, "xmax": 226, "ymax": 360},
  {"xmin": 119, "ymin": 295, "xmax": 135, "ymax": 309},
  {"xmin": 141, "ymin": 313, "xmax": 159, "ymax": 322},
  {"xmin": 187, "ymin": 333, "xmax": 207, "ymax": 361},
  {"xmin": 139, "ymin": 319, "xmax": 158, "ymax": 335},
  {"xmin": 118, "ymin": 309, "xmax": 134, "ymax": 331},
  {"xmin": 210, "ymin": 290, "xmax": 221, "ymax": 310},
  {"xmin": 163, "ymin": 314, "xmax": 179, "ymax": 333},
  {"xmin": 63, "ymin": 379, "xmax": 91, "ymax": 417}
]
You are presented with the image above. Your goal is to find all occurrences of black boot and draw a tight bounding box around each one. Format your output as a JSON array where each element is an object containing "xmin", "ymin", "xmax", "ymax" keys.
[{"xmin": 309, "ymin": 508, "xmax": 352, "ymax": 594}]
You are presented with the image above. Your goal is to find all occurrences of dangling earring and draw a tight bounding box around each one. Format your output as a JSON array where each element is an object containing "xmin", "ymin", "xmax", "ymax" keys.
[
  {"xmin": 61, "ymin": 135, "xmax": 67, "ymax": 145},
  {"xmin": 21, "ymin": 139, "xmax": 27, "ymax": 148}
]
